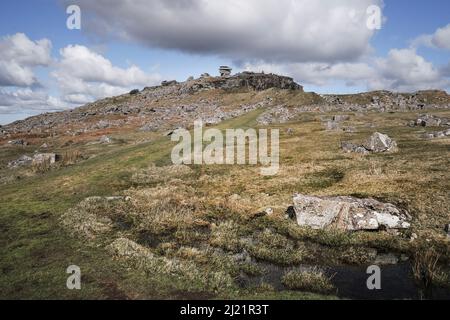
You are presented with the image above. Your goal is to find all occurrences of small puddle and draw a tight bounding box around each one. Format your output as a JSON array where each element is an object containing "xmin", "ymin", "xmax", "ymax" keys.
[{"xmin": 240, "ymin": 261, "xmax": 450, "ymax": 300}]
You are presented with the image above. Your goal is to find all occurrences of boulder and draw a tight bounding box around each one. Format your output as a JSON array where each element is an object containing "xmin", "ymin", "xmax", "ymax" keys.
[
  {"xmin": 341, "ymin": 142, "xmax": 369, "ymax": 154},
  {"xmin": 32, "ymin": 153, "xmax": 56, "ymax": 166},
  {"xmin": 8, "ymin": 139, "xmax": 28, "ymax": 146},
  {"xmin": 362, "ymin": 132, "xmax": 398, "ymax": 153},
  {"xmin": 423, "ymin": 129, "xmax": 450, "ymax": 139},
  {"xmin": 99, "ymin": 135, "xmax": 112, "ymax": 144},
  {"xmin": 332, "ymin": 115, "xmax": 350, "ymax": 122},
  {"xmin": 415, "ymin": 114, "xmax": 442, "ymax": 127},
  {"xmin": 292, "ymin": 193, "xmax": 411, "ymax": 232},
  {"xmin": 8, "ymin": 155, "xmax": 33, "ymax": 168},
  {"xmin": 161, "ymin": 80, "xmax": 178, "ymax": 86}
]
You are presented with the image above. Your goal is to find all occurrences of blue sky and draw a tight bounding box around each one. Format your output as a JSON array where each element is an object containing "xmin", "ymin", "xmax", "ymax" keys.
[{"xmin": 0, "ymin": 0, "xmax": 449, "ymax": 124}]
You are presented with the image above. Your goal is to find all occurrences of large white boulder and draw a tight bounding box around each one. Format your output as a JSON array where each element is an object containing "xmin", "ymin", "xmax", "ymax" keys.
[
  {"xmin": 362, "ymin": 132, "xmax": 398, "ymax": 153},
  {"xmin": 292, "ymin": 194, "xmax": 411, "ymax": 232}
]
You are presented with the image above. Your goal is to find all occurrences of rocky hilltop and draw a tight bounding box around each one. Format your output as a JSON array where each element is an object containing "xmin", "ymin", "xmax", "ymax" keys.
[{"xmin": 1, "ymin": 71, "xmax": 449, "ymax": 141}]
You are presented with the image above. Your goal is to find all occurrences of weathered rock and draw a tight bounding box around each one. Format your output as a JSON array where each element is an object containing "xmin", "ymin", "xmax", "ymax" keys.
[
  {"xmin": 341, "ymin": 142, "xmax": 369, "ymax": 154},
  {"xmin": 342, "ymin": 126, "xmax": 356, "ymax": 133},
  {"xmin": 33, "ymin": 153, "xmax": 56, "ymax": 166},
  {"xmin": 161, "ymin": 80, "xmax": 178, "ymax": 86},
  {"xmin": 8, "ymin": 155, "xmax": 33, "ymax": 168},
  {"xmin": 292, "ymin": 193, "xmax": 411, "ymax": 232},
  {"xmin": 332, "ymin": 115, "xmax": 351, "ymax": 122},
  {"xmin": 99, "ymin": 135, "xmax": 112, "ymax": 144},
  {"xmin": 415, "ymin": 114, "xmax": 443, "ymax": 127},
  {"xmin": 8, "ymin": 139, "xmax": 27, "ymax": 146},
  {"xmin": 363, "ymin": 132, "xmax": 398, "ymax": 153},
  {"xmin": 139, "ymin": 123, "xmax": 159, "ymax": 132},
  {"xmin": 423, "ymin": 129, "xmax": 450, "ymax": 139}
]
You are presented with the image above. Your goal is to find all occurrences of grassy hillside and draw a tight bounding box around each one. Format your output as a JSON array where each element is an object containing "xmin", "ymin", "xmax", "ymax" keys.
[{"xmin": 1, "ymin": 105, "xmax": 449, "ymax": 299}]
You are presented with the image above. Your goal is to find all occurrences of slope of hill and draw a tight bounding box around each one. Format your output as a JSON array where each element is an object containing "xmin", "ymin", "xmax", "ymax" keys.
[{"xmin": 0, "ymin": 71, "xmax": 449, "ymax": 300}]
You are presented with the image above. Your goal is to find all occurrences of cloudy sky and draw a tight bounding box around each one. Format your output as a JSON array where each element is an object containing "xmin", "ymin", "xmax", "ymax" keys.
[{"xmin": 0, "ymin": 0, "xmax": 450, "ymax": 124}]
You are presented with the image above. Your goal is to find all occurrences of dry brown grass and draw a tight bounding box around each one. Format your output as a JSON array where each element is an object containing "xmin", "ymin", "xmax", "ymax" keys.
[
  {"xmin": 61, "ymin": 149, "xmax": 82, "ymax": 165},
  {"xmin": 31, "ymin": 157, "xmax": 53, "ymax": 173},
  {"xmin": 131, "ymin": 164, "xmax": 193, "ymax": 185},
  {"xmin": 282, "ymin": 267, "xmax": 336, "ymax": 294},
  {"xmin": 412, "ymin": 247, "xmax": 448, "ymax": 289}
]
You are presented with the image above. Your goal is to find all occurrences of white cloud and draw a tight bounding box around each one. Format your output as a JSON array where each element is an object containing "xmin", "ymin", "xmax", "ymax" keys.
[
  {"xmin": 432, "ymin": 24, "xmax": 450, "ymax": 50},
  {"xmin": 0, "ymin": 33, "xmax": 52, "ymax": 87},
  {"xmin": 67, "ymin": 0, "xmax": 382, "ymax": 63},
  {"xmin": 244, "ymin": 48, "xmax": 449, "ymax": 92},
  {"xmin": 243, "ymin": 61, "xmax": 376, "ymax": 87},
  {"xmin": 52, "ymin": 45, "xmax": 161, "ymax": 103},
  {"xmin": 412, "ymin": 24, "xmax": 450, "ymax": 50},
  {"xmin": 371, "ymin": 48, "xmax": 447, "ymax": 91},
  {"xmin": 0, "ymin": 88, "xmax": 70, "ymax": 113}
]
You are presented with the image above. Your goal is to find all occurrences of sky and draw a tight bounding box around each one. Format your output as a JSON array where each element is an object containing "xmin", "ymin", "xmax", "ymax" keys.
[{"xmin": 0, "ymin": 0, "xmax": 449, "ymax": 124}]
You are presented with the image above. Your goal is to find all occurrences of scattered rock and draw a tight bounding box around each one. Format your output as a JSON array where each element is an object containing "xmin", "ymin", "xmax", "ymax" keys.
[
  {"xmin": 422, "ymin": 129, "xmax": 450, "ymax": 139},
  {"xmin": 332, "ymin": 115, "xmax": 350, "ymax": 122},
  {"xmin": 161, "ymin": 80, "xmax": 178, "ymax": 86},
  {"xmin": 292, "ymin": 193, "xmax": 411, "ymax": 232},
  {"xmin": 341, "ymin": 142, "xmax": 369, "ymax": 154},
  {"xmin": 414, "ymin": 114, "xmax": 444, "ymax": 127},
  {"xmin": 139, "ymin": 123, "xmax": 159, "ymax": 132},
  {"xmin": 8, "ymin": 139, "xmax": 27, "ymax": 146},
  {"xmin": 342, "ymin": 126, "xmax": 356, "ymax": 133},
  {"xmin": 8, "ymin": 155, "xmax": 33, "ymax": 168},
  {"xmin": 8, "ymin": 152, "xmax": 56, "ymax": 168},
  {"xmin": 342, "ymin": 132, "xmax": 398, "ymax": 154},
  {"xmin": 99, "ymin": 135, "xmax": 112, "ymax": 144},
  {"xmin": 363, "ymin": 132, "xmax": 398, "ymax": 153},
  {"xmin": 410, "ymin": 233, "xmax": 418, "ymax": 242},
  {"xmin": 32, "ymin": 153, "xmax": 56, "ymax": 166}
]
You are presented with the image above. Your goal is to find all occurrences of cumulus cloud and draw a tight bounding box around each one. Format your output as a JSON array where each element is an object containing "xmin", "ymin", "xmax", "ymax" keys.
[
  {"xmin": 0, "ymin": 33, "xmax": 52, "ymax": 87},
  {"xmin": 412, "ymin": 24, "xmax": 450, "ymax": 50},
  {"xmin": 0, "ymin": 88, "xmax": 70, "ymax": 114},
  {"xmin": 52, "ymin": 45, "xmax": 161, "ymax": 103},
  {"xmin": 432, "ymin": 24, "xmax": 450, "ymax": 50},
  {"xmin": 243, "ymin": 61, "xmax": 376, "ymax": 88},
  {"xmin": 244, "ymin": 48, "xmax": 449, "ymax": 92},
  {"xmin": 371, "ymin": 48, "xmax": 447, "ymax": 91},
  {"xmin": 67, "ymin": 0, "xmax": 382, "ymax": 63}
]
